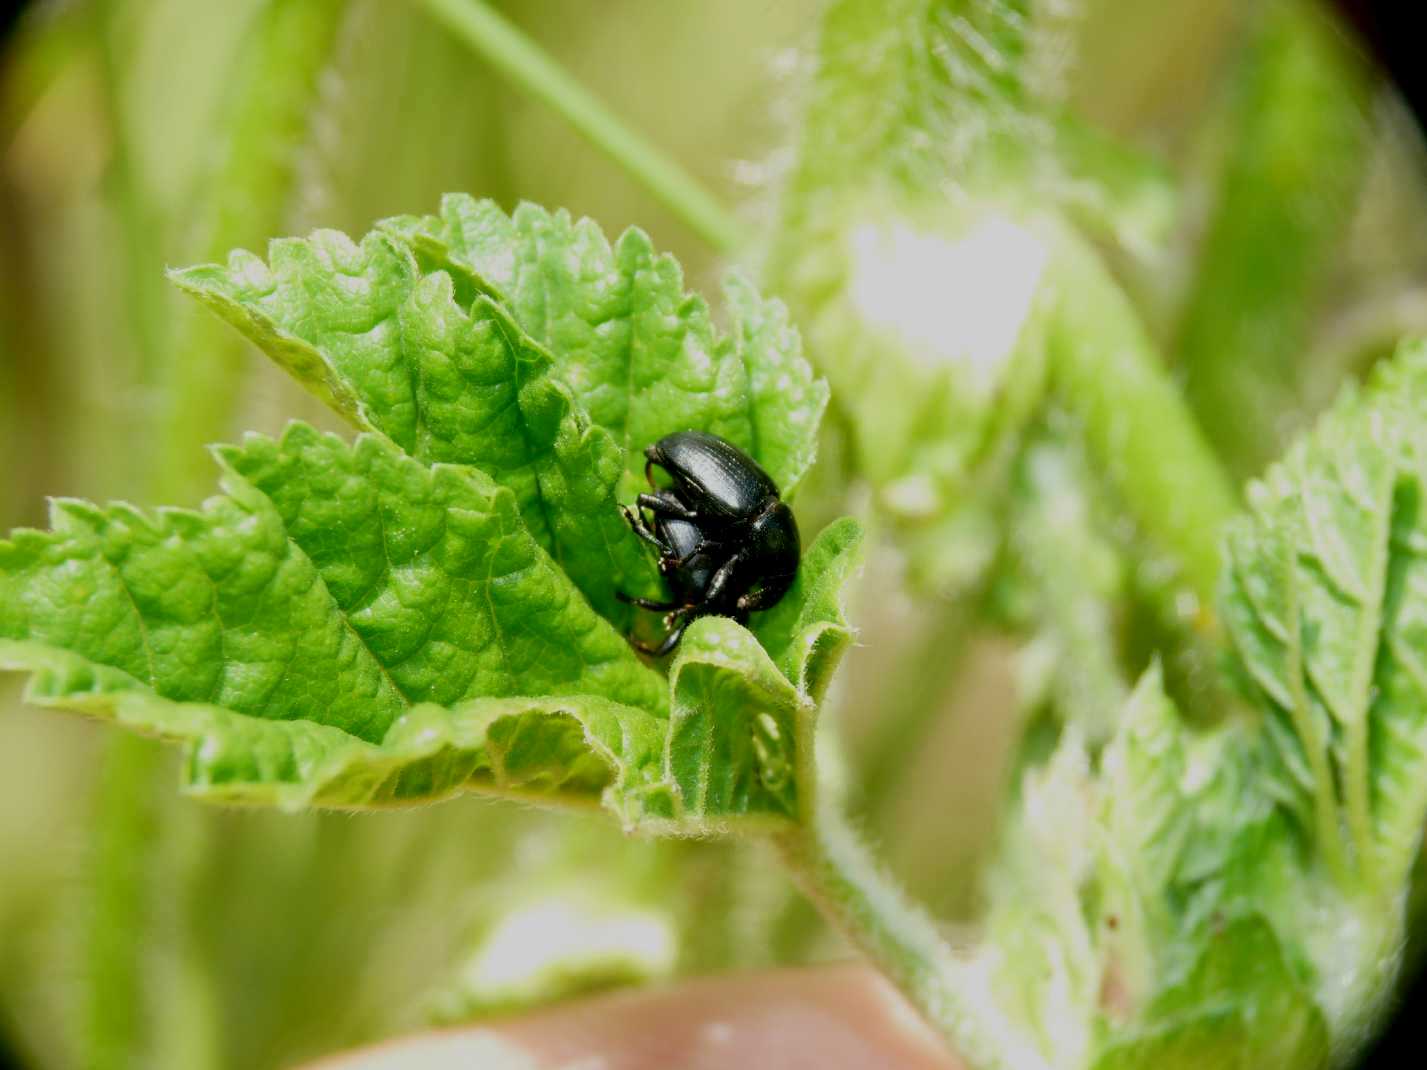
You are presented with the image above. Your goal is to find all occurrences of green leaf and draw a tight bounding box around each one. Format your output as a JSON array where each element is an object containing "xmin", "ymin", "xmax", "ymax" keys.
[
  {"xmin": 0, "ymin": 425, "xmax": 657, "ymax": 802},
  {"xmin": 1, "ymin": 428, "xmax": 862, "ymax": 826},
  {"xmin": 1178, "ymin": 2, "xmax": 1371, "ymax": 478},
  {"xmin": 661, "ymin": 517, "xmax": 864, "ymax": 827},
  {"xmin": 1092, "ymin": 916, "xmax": 1330, "ymax": 1070},
  {"xmin": 667, "ymin": 619, "xmax": 807, "ymax": 824},
  {"xmin": 773, "ymin": 0, "xmax": 1043, "ymax": 209},
  {"xmin": 752, "ymin": 515, "xmax": 864, "ymax": 700},
  {"xmin": 380, "ymin": 196, "xmax": 829, "ymax": 496},
  {"xmin": 757, "ymin": 0, "xmax": 1063, "ymax": 529},
  {"xmin": 1094, "ymin": 669, "xmax": 1191, "ymax": 1002},
  {"xmin": 169, "ymin": 229, "xmax": 656, "ymax": 629},
  {"xmin": 982, "ymin": 725, "xmax": 1100, "ymax": 1068},
  {"xmin": 1005, "ymin": 437, "xmax": 1131, "ymax": 742},
  {"xmin": 760, "ymin": 0, "xmax": 1222, "ymax": 621},
  {"xmin": 1222, "ymin": 338, "xmax": 1427, "ymax": 890},
  {"xmin": 984, "ymin": 668, "xmax": 1356, "ymax": 1069},
  {"xmin": 768, "ymin": 0, "xmax": 1166, "ymax": 265}
]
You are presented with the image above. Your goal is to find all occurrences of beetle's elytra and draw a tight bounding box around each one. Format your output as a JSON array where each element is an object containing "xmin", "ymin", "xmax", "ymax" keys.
[{"xmin": 618, "ymin": 430, "xmax": 800, "ymax": 656}]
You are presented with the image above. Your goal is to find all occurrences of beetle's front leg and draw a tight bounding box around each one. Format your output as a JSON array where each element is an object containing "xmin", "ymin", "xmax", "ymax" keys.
[
  {"xmin": 636, "ymin": 491, "xmax": 698, "ymax": 520},
  {"xmin": 620, "ymin": 505, "xmax": 665, "ymax": 550}
]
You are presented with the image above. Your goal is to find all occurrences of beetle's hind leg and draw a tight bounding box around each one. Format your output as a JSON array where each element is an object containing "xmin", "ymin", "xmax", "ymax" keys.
[{"xmin": 615, "ymin": 590, "xmax": 682, "ymax": 613}]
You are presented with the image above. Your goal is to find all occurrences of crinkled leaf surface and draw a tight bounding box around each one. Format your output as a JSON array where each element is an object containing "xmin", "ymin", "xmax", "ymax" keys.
[
  {"xmin": 379, "ymin": 196, "xmax": 828, "ymax": 496},
  {"xmin": 1, "ymin": 424, "xmax": 862, "ymax": 827},
  {"xmin": 169, "ymin": 229, "xmax": 656, "ymax": 627},
  {"xmin": 983, "ymin": 669, "xmax": 1351, "ymax": 1070},
  {"xmin": 1092, "ymin": 917, "xmax": 1329, "ymax": 1070},
  {"xmin": 7, "ymin": 198, "xmax": 857, "ymax": 831},
  {"xmin": 1222, "ymin": 338, "xmax": 1427, "ymax": 890}
]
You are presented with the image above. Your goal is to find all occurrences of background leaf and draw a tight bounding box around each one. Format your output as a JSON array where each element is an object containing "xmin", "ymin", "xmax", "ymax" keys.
[
  {"xmin": 1222, "ymin": 338, "xmax": 1427, "ymax": 890},
  {"xmin": 1093, "ymin": 917, "xmax": 1330, "ymax": 1070},
  {"xmin": 982, "ymin": 666, "xmax": 1358, "ymax": 1070}
]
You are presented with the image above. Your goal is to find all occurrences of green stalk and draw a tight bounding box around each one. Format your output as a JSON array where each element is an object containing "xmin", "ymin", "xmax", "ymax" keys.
[
  {"xmin": 93, "ymin": 0, "xmax": 169, "ymax": 404},
  {"xmin": 775, "ymin": 692, "xmax": 1037, "ymax": 1068},
  {"xmin": 1177, "ymin": 1, "xmax": 1370, "ymax": 479},
  {"xmin": 159, "ymin": 0, "xmax": 349, "ymax": 502},
  {"xmin": 858, "ymin": 596, "xmax": 976, "ymax": 811},
  {"xmin": 1047, "ymin": 223, "xmax": 1239, "ymax": 621},
  {"xmin": 84, "ymin": 735, "xmax": 163, "ymax": 1070},
  {"xmin": 85, "ymin": 7, "xmax": 349, "ymax": 1068},
  {"xmin": 415, "ymin": 0, "xmax": 745, "ymax": 253},
  {"xmin": 777, "ymin": 801, "xmax": 1049, "ymax": 1070},
  {"xmin": 80, "ymin": 7, "xmax": 186, "ymax": 1066},
  {"xmin": 0, "ymin": 309, "xmax": 14, "ymax": 529}
]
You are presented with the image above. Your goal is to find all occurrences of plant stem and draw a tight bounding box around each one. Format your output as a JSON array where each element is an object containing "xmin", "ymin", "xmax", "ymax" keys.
[
  {"xmin": 87, "ymin": 8, "xmax": 350, "ymax": 1068},
  {"xmin": 84, "ymin": 734, "xmax": 163, "ymax": 1070},
  {"xmin": 93, "ymin": 0, "xmax": 170, "ymax": 401},
  {"xmin": 159, "ymin": 0, "xmax": 349, "ymax": 503},
  {"xmin": 858, "ymin": 595, "xmax": 976, "ymax": 812},
  {"xmin": 1046, "ymin": 222, "xmax": 1239, "ymax": 624},
  {"xmin": 0, "ymin": 278, "xmax": 15, "ymax": 530},
  {"xmin": 777, "ymin": 801, "xmax": 1049, "ymax": 1070},
  {"xmin": 78, "ymin": 6, "xmax": 197, "ymax": 1065},
  {"xmin": 415, "ymin": 0, "xmax": 745, "ymax": 254},
  {"xmin": 1177, "ymin": 2, "xmax": 1370, "ymax": 479}
]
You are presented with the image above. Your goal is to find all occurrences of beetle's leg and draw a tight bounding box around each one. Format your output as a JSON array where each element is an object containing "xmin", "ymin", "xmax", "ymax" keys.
[
  {"xmin": 630, "ymin": 604, "xmax": 701, "ymax": 655},
  {"xmin": 648, "ymin": 618, "xmax": 691, "ymax": 657},
  {"xmin": 673, "ymin": 537, "xmax": 725, "ymax": 568},
  {"xmin": 701, "ymin": 549, "xmax": 752, "ymax": 609},
  {"xmin": 630, "ymin": 626, "xmax": 681, "ymax": 656},
  {"xmin": 735, "ymin": 581, "xmax": 794, "ymax": 614},
  {"xmin": 636, "ymin": 491, "xmax": 698, "ymax": 520},
  {"xmin": 620, "ymin": 505, "xmax": 665, "ymax": 549},
  {"xmin": 615, "ymin": 590, "xmax": 682, "ymax": 612}
]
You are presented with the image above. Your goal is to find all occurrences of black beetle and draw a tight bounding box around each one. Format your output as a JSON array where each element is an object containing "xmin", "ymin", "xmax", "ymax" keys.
[{"xmin": 618, "ymin": 430, "xmax": 800, "ymax": 655}]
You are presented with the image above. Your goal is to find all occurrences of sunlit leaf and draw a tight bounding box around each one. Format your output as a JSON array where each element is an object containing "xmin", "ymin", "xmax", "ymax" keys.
[
  {"xmin": 381, "ymin": 197, "xmax": 828, "ymax": 498},
  {"xmin": 1, "ymin": 426, "xmax": 861, "ymax": 826},
  {"xmin": 171, "ymin": 229, "xmax": 654, "ymax": 628}
]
